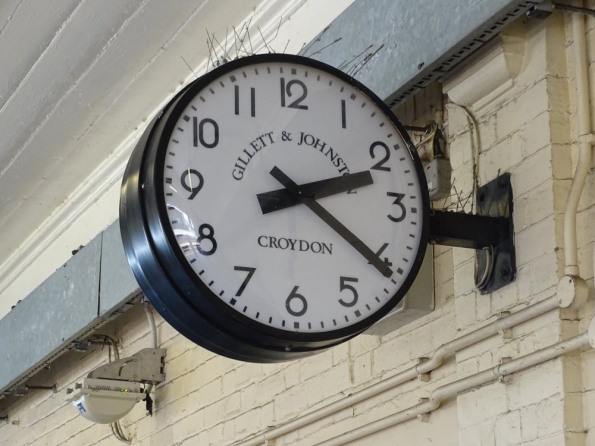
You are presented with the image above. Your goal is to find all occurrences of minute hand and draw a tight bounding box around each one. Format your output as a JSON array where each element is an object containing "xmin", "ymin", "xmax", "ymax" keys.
[
  {"xmin": 269, "ymin": 167, "xmax": 392, "ymax": 278},
  {"xmin": 257, "ymin": 171, "xmax": 373, "ymax": 215}
]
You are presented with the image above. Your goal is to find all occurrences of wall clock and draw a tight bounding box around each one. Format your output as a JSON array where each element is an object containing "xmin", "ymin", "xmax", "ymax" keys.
[{"xmin": 120, "ymin": 54, "xmax": 429, "ymax": 362}]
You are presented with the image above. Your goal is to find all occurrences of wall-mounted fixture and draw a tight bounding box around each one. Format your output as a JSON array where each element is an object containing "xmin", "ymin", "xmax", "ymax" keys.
[
  {"xmin": 120, "ymin": 54, "xmax": 516, "ymax": 364},
  {"xmin": 65, "ymin": 348, "xmax": 166, "ymax": 424}
]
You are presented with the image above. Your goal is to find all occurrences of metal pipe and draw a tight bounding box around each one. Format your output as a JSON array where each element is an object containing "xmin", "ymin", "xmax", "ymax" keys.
[
  {"xmin": 564, "ymin": 4, "xmax": 593, "ymax": 277},
  {"xmin": 555, "ymin": 3, "xmax": 595, "ymax": 18},
  {"xmin": 142, "ymin": 299, "xmax": 158, "ymax": 397},
  {"xmin": 234, "ymin": 295, "xmax": 562, "ymax": 446},
  {"xmin": 143, "ymin": 300, "xmax": 158, "ymax": 349},
  {"xmin": 316, "ymin": 333, "xmax": 590, "ymax": 446}
]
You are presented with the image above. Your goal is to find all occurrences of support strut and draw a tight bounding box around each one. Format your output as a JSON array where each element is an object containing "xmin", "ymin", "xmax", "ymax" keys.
[{"xmin": 428, "ymin": 173, "xmax": 515, "ymax": 294}]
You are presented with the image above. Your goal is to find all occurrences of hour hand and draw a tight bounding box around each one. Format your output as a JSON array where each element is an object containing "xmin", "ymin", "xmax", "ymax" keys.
[
  {"xmin": 269, "ymin": 167, "xmax": 392, "ymax": 278},
  {"xmin": 256, "ymin": 171, "xmax": 373, "ymax": 214}
]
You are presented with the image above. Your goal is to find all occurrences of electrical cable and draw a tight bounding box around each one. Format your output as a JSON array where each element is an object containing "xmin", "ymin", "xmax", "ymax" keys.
[
  {"xmin": 414, "ymin": 122, "xmax": 438, "ymax": 160},
  {"xmin": 444, "ymin": 102, "xmax": 492, "ymax": 291},
  {"xmin": 410, "ymin": 120, "xmax": 446, "ymax": 161},
  {"xmin": 88, "ymin": 334, "xmax": 131, "ymax": 443},
  {"xmin": 88, "ymin": 334, "xmax": 120, "ymax": 362},
  {"xmin": 445, "ymin": 102, "xmax": 481, "ymax": 212},
  {"xmin": 142, "ymin": 299, "xmax": 158, "ymax": 411},
  {"xmin": 81, "ymin": 302, "xmax": 158, "ymax": 442}
]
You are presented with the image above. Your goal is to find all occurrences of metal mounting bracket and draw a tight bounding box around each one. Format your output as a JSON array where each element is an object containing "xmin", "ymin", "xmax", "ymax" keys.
[
  {"xmin": 13, "ymin": 384, "xmax": 57, "ymax": 397},
  {"xmin": 428, "ymin": 173, "xmax": 515, "ymax": 294},
  {"xmin": 87, "ymin": 348, "xmax": 166, "ymax": 384}
]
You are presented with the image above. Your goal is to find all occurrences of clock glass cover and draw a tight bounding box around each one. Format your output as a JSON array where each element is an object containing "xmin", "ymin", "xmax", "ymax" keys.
[{"xmin": 120, "ymin": 54, "xmax": 429, "ymax": 362}]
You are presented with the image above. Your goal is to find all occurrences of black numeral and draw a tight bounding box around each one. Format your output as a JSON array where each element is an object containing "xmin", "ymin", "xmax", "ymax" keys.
[
  {"xmin": 370, "ymin": 141, "xmax": 391, "ymax": 172},
  {"xmin": 339, "ymin": 277, "xmax": 358, "ymax": 307},
  {"xmin": 193, "ymin": 117, "xmax": 219, "ymax": 148},
  {"xmin": 387, "ymin": 192, "xmax": 406, "ymax": 222},
  {"xmin": 286, "ymin": 286, "xmax": 307, "ymax": 316},
  {"xmin": 180, "ymin": 169, "xmax": 204, "ymax": 199},
  {"xmin": 369, "ymin": 243, "xmax": 393, "ymax": 267},
  {"xmin": 234, "ymin": 266, "xmax": 256, "ymax": 297},
  {"xmin": 280, "ymin": 78, "xmax": 308, "ymax": 110},
  {"xmin": 197, "ymin": 224, "xmax": 217, "ymax": 255},
  {"xmin": 235, "ymin": 85, "xmax": 255, "ymax": 117}
]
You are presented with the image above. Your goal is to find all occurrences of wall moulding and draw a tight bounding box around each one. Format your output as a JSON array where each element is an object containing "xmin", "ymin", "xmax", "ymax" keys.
[{"xmin": 443, "ymin": 22, "xmax": 526, "ymax": 113}]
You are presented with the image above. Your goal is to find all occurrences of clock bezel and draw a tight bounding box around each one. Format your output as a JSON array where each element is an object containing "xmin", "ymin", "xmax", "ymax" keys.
[{"xmin": 121, "ymin": 53, "xmax": 430, "ymax": 362}]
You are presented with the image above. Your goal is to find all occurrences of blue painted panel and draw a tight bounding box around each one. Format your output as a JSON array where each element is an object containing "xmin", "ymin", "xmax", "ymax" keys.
[
  {"xmin": 304, "ymin": 0, "xmax": 537, "ymax": 106},
  {"xmin": 0, "ymin": 236, "xmax": 101, "ymax": 392},
  {"xmin": 99, "ymin": 221, "xmax": 139, "ymax": 316}
]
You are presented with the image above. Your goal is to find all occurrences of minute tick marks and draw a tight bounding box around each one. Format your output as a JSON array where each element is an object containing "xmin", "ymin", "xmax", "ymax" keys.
[{"xmin": 150, "ymin": 56, "xmax": 427, "ymax": 343}]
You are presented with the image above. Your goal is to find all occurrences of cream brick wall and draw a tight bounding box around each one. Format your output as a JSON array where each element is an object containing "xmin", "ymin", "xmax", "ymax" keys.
[{"xmin": 2, "ymin": 8, "xmax": 595, "ymax": 446}]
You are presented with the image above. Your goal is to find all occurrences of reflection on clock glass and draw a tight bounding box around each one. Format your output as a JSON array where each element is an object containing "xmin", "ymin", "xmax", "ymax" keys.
[{"xmin": 161, "ymin": 61, "xmax": 424, "ymax": 333}]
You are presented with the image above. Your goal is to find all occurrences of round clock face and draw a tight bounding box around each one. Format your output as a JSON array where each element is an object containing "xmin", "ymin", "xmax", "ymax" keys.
[{"xmin": 121, "ymin": 54, "xmax": 429, "ymax": 362}]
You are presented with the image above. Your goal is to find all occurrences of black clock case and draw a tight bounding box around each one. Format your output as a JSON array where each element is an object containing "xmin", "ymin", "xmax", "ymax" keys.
[{"xmin": 119, "ymin": 54, "xmax": 430, "ymax": 363}]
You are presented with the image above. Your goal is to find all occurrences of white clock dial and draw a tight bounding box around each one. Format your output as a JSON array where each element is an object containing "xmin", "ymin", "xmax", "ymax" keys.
[{"xmin": 160, "ymin": 60, "xmax": 426, "ymax": 334}]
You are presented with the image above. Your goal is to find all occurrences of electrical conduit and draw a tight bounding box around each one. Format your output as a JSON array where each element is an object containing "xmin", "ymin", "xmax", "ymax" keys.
[
  {"xmin": 235, "ymin": 295, "xmax": 568, "ymax": 446},
  {"xmin": 316, "ymin": 328, "xmax": 593, "ymax": 446},
  {"xmin": 564, "ymin": 4, "xmax": 593, "ymax": 277}
]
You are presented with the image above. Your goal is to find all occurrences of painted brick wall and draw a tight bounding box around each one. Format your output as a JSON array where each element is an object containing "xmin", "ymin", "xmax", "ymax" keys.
[{"xmin": 1, "ymin": 9, "xmax": 595, "ymax": 446}]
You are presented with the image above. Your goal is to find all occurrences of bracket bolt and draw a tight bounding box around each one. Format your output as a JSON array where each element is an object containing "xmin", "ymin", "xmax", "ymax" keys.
[
  {"xmin": 74, "ymin": 383, "xmax": 82, "ymax": 389},
  {"xmin": 417, "ymin": 413, "xmax": 430, "ymax": 422},
  {"xmin": 417, "ymin": 373, "xmax": 431, "ymax": 382}
]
